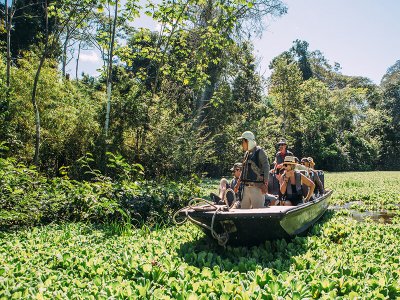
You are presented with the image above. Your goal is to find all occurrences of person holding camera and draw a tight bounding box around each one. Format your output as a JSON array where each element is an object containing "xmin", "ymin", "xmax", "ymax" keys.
[{"xmin": 279, "ymin": 156, "xmax": 315, "ymax": 206}]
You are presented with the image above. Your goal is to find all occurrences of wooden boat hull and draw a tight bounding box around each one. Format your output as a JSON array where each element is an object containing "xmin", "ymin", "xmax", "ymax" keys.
[{"xmin": 179, "ymin": 190, "xmax": 332, "ymax": 246}]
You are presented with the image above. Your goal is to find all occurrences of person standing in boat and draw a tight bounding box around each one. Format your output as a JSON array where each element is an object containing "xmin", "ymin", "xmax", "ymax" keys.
[
  {"xmin": 236, "ymin": 131, "xmax": 270, "ymax": 209},
  {"xmin": 280, "ymin": 156, "xmax": 315, "ymax": 205},
  {"xmin": 273, "ymin": 138, "xmax": 294, "ymax": 175}
]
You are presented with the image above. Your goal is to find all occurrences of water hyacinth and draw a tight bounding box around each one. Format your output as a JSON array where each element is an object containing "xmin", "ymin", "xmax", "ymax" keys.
[
  {"xmin": 0, "ymin": 172, "xmax": 399, "ymax": 299},
  {"xmin": 0, "ymin": 212, "xmax": 399, "ymax": 299}
]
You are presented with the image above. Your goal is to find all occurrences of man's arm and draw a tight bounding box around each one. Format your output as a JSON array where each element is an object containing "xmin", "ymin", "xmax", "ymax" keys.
[
  {"xmin": 259, "ymin": 148, "xmax": 270, "ymax": 183},
  {"xmin": 280, "ymin": 172, "xmax": 289, "ymax": 194},
  {"xmin": 300, "ymin": 174, "xmax": 315, "ymax": 202}
]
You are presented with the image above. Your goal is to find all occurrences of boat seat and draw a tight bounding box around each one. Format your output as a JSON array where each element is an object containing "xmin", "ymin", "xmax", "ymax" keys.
[
  {"xmin": 315, "ymin": 170, "xmax": 324, "ymax": 188},
  {"xmin": 267, "ymin": 173, "xmax": 280, "ymax": 195}
]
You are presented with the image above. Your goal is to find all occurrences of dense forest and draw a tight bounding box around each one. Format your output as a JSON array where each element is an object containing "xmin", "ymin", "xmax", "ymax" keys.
[{"xmin": 1, "ymin": 0, "xmax": 399, "ymax": 181}]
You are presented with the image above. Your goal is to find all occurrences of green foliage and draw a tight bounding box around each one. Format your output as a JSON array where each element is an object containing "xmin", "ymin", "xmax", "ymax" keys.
[
  {"xmin": 5, "ymin": 55, "xmax": 103, "ymax": 174},
  {"xmin": 326, "ymin": 172, "xmax": 400, "ymax": 211},
  {"xmin": 269, "ymin": 52, "xmax": 304, "ymax": 135},
  {"xmin": 268, "ymin": 41, "xmax": 390, "ymax": 171},
  {"xmin": 10, "ymin": 0, "xmax": 49, "ymax": 57},
  {"xmin": 379, "ymin": 63, "xmax": 400, "ymax": 170},
  {"xmin": 0, "ymin": 57, "xmax": 9, "ymax": 140},
  {"xmin": 1, "ymin": 0, "xmax": 398, "ymax": 177},
  {"xmin": 0, "ymin": 154, "xmax": 199, "ymax": 228},
  {"xmin": 0, "ymin": 205, "xmax": 399, "ymax": 298}
]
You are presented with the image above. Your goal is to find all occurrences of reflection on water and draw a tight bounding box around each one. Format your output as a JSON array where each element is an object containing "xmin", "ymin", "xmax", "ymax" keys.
[{"xmin": 329, "ymin": 201, "xmax": 398, "ymax": 224}]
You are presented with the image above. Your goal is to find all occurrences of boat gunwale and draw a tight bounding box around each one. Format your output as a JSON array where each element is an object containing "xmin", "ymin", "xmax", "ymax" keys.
[{"xmin": 180, "ymin": 189, "xmax": 333, "ymax": 219}]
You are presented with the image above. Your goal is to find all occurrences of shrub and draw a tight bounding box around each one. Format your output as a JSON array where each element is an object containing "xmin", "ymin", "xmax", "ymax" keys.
[{"xmin": 0, "ymin": 152, "xmax": 199, "ymax": 229}]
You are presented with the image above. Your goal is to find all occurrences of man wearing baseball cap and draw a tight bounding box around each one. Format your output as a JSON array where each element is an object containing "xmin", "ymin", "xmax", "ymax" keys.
[
  {"xmin": 236, "ymin": 131, "xmax": 270, "ymax": 209},
  {"xmin": 210, "ymin": 162, "xmax": 243, "ymax": 207},
  {"xmin": 273, "ymin": 138, "xmax": 293, "ymax": 174}
]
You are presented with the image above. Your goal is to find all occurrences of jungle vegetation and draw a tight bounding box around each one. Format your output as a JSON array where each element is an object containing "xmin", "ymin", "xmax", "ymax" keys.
[
  {"xmin": 0, "ymin": 0, "xmax": 399, "ymax": 180},
  {"xmin": 1, "ymin": 3, "xmax": 400, "ymax": 298}
]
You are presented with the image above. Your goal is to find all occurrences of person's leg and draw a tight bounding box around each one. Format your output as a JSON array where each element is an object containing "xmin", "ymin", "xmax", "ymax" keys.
[
  {"xmin": 265, "ymin": 194, "xmax": 278, "ymax": 206},
  {"xmin": 210, "ymin": 193, "xmax": 224, "ymax": 203},
  {"xmin": 218, "ymin": 178, "xmax": 229, "ymax": 201},
  {"xmin": 225, "ymin": 189, "xmax": 235, "ymax": 207},
  {"xmin": 250, "ymin": 187, "xmax": 265, "ymax": 208},
  {"xmin": 283, "ymin": 200, "xmax": 294, "ymax": 206},
  {"xmin": 241, "ymin": 186, "xmax": 251, "ymax": 209}
]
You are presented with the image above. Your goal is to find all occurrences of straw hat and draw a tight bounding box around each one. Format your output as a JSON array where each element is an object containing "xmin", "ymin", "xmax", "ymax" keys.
[{"xmin": 283, "ymin": 156, "xmax": 297, "ymax": 165}]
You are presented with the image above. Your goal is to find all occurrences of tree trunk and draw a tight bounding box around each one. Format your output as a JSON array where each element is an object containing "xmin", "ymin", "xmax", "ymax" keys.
[
  {"xmin": 62, "ymin": 27, "xmax": 70, "ymax": 77},
  {"xmin": 31, "ymin": 0, "xmax": 49, "ymax": 166},
  {"xmin": 75, "ymin": 41, "xmax": 81, "ymax": 80},
  {"xmin": 5, "ymin": 0, "xmax": 10, "ymax": 89},
  {"xmin": 104, "ymin": 0, "xmax": 118, "ymax": 137},
  {"xmin": 31, "ymin": 54, "xmax": 46, "ymax": 166}
]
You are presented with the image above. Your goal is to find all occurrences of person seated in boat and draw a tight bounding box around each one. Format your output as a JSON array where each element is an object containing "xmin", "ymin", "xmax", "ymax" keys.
[
  {"xmin": 237, "ymin": 131, "xmax": 270, "ymax": 209},
  {"xmin": 302, "ymin": 157, "xmax": 325, "ymax": 195},
  {"xmin": 279, "ymin": 156, "xmax": 315, "ymax": 206},
  {"xmin": 264, "ymin": 193, "xmax": 279, "ymax": 206},
  {"xmin": 210, "ymin": 162, "xmax": 242, "ymax": 206},
  {"xmin": 294, "ymin": 156, "xmax": 308, "ymax": 172},
  {"xmin": 269, "ymin": 139, "xmax": 294, "ymax": 198},
  {"xmin": 272, "ymin": 138, "xmax": 294, "ymax": 175}
]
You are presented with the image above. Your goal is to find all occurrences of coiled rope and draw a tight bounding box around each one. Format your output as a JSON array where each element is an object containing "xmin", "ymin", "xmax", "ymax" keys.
[{"xmin": 173, "ymin": 198, "xmax": 230, "ymax": 247}]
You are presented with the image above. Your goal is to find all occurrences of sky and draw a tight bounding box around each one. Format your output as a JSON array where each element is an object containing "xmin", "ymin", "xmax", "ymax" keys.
[
  {"xmin": 72, "ymin": 0, "xmax": 400, "ymax": 84},
  {"xmin": 252, "ymin": 0, "xmax": 400, "ymax": 84}
]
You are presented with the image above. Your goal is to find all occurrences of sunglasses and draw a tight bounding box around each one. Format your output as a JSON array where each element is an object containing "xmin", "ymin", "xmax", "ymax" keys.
[
  {"xmin": 234, "ymin": 168, "xmax": 241, "ymax": 171},
  {"xmin": 283, "ymin": 164, "xmax": 288, "ymax": 167}
]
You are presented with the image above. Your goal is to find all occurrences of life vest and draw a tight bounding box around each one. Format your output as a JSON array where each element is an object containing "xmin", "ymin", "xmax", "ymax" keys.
[
  {"xmin": 286, "ymin": 171, "xmax": 303, "ymax": 196},
  {"xmin": 242, "ymin": 146, "xmax": 263, "ymax": 183}
]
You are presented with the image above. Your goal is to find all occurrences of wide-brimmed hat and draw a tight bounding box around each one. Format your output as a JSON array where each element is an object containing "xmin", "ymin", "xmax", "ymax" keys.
[
  {"xmin": 230, "ymin": 162, "xmax": 243, "ymax": 171},
  {"xmin": 277, "ymin": 138, "xmax": 287, "ymax": 146},
  {"xmin": 237, "ymin": 131, "xmax": 255, "ymax": 141},
  {"xmin": 283, "ymin": 156, "xmax": 297, "ymax": 165}
]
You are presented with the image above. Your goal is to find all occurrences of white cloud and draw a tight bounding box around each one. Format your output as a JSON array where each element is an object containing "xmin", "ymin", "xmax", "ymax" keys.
[{"xmin": 80, "ymin": 51, "xmax": 100, "ymax": 63}]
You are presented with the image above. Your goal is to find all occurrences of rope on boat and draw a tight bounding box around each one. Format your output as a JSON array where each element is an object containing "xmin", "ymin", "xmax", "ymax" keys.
[{"xmin": 173, "ymin": 197, "xmax": 230, "ymax": 247}]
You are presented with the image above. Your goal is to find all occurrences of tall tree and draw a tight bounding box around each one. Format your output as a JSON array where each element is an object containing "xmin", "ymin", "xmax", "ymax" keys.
[
  {"xmin": 29, "ymin": 0, "xmax": 99, "ymax": 165},
  {"xmin": 190, "ymin": 0, "xmax": 288, "ymax": 126},
  {"xmin": 290, "ymin": 39, "xmax": 313, "ymax": 81},
  {"xmin": 2, "ymin": 0, "xmax": 35, "ymax": 92},
  {"xmin": 104, "ymin": 0, "xmax": 119, "ymax": 138},
  {"xmin": 380, "ymin": 61, "xmax": 400, "ymax": 169},
  {"xmin": 10, "ymin": 0, "xmax": 48, "ymax": 57},
  {"xmin": 268, "ymin": 52, "xmax": 303, "ymax": 135}
]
